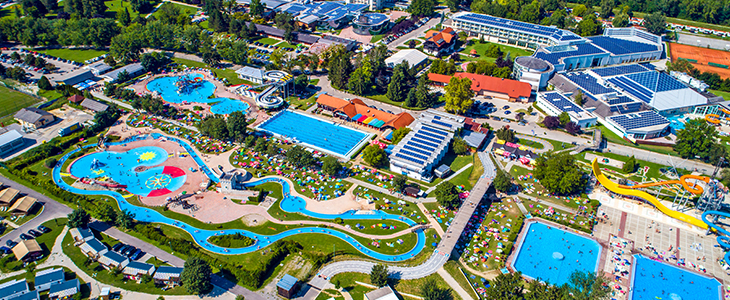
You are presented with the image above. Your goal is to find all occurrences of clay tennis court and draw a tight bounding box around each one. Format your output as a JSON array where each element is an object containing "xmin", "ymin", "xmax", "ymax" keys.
[{"xmin": 669, "ymin": 42, "xmax": 730, "ymax": 78}]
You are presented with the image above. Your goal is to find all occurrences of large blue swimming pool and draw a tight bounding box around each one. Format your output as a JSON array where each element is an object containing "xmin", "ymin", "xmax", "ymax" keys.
[
  {"xmin": 257, "ymin": 110, "xmax": 371, "ymax": 157},
  {"xmin": 631, "ymin": 255, "xmax": 721, "ymax": 300},
  {"xmin": 147, "ymin": 73, "xmax": 249, "ymax": 115},
  {"xmin": 512, "ymin": 222, "xmax": 601, "ymax": 286},
  {"xmin": 54, "ymin": 134, "xmax": 425, "ymax": 260}
]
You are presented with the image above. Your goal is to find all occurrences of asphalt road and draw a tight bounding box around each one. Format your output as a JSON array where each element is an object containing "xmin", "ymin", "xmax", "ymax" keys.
[
  {"xmin": 676, "ymin": 32, "xmax": 730, "ymax": 51},
  {"xmin": 386, "ymin": 14, "xmax": 444, "ymax": 51}
]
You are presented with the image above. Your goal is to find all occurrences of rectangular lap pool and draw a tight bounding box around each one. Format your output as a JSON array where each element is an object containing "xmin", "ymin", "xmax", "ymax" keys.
[
  {"xmin": 257, "ymin": 110, "xmax": 372, "ymax": 158},
  {"xmin": 630, "ymin": 254, "xmax": 721, "ymax": 300}
]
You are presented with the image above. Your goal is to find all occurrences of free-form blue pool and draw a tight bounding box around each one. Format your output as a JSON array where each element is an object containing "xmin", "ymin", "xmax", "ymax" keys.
[
  {"xmin": 667, "ymin": 115, "xmax": 688, "ymax": 132},
  {"xmin": 257, "ymin": 110, "xmax": 371, "ymax": 158},
  {"xmin": 54, "ymin": 134, "xmax": 425, "ymax": 260},
  {"xmin": 147, "ymin": 73, "xmax": 249, "ymax": 115},
  {"xmin": 630, "ymin": 255, "xmax": 721, "ymax": 300},
  {"xmin": 512, "ymin": 221, "xmax": 601, "ymax": 286}
]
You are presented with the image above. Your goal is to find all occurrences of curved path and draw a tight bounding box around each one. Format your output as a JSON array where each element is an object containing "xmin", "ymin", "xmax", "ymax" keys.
[
  {"xmin": 308, "ymin": 152, "xmax": 497, "ymax": 289},
  {"xmin": 54, "ymin": 134, "xmax": 427, "ymax": 261},
  {"xmin": 515, "ymin": 134, "xmax": 553, "ymax": 153}
]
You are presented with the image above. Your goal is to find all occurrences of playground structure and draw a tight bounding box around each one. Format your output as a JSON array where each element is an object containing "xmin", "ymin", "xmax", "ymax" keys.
[
  {"xmin": 234, "ymin": 70, "xmax": 293, "ymax": 109},
  {"xmin": 705, "ymin": 107, "xmax": 730, "ymax": 124},
  {"xmin": 175, "ymin": 74, "xmax": 205, "ymax": 94}
]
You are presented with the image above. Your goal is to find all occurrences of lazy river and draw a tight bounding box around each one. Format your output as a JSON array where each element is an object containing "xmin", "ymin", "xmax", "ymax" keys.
[{"xmin": 55, "ymin": 134, "xmax": 426, "ymax": 260}]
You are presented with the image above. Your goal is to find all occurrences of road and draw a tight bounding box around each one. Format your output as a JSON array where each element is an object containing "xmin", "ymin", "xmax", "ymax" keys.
[
  {"xmin": 676, "ymin": 32, "xmax": 730, "ymax": 51},
  {"xmin": 0, "ymin": 174, "xmax": 73, "ymax": 247},
  {"xmin": 386, "ymin": 15, "xmax": 443, "ymax": 51},
  {"xmin": 306, "ymin": 151, "xmax": 497, "ymax": 291}
]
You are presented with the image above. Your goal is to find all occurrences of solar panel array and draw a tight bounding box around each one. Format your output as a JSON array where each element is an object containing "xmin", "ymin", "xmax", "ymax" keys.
[
  {"xmin": 532, "ymin": 43, "xmax": 606, "ymax": 65},
  {"xmin": 564, "ymin": 72, "xmax": 615, "ymax": 95},
  {"xmin": 608, "ymin": 111, "xmax": 669, "ymax": 130},
  {"xmin": 454, "ymin": 13, "xmax": 582, "ymax": 41},
  {"xmin": 610, "ymin": 102, "xmax": 642, "ymax": 114},
  {"xmin": 605, "ymin": 95, "xmax": 635, "ymax": 105},
  {"xmin": 392, "ymin": 125, "xmax": 452, "ymax": 167},
  {"xmin": 543, "ymin": 92, "xmax": 584, "ymax": 113},
  {"xmin": 588, "ymin": 36, "xmax": 658, "ymax": 55},
  {"xmin": 606, "ymin": 76, "xmax": 654, "ymax": 103},
  {"xmin": 640, "ymin": 63, "xmax": 656, "ymax": 70},
  {"xmin": 592, "ymin": 64, "xmax": 651, "ymax": 77},
  {"xmin": 625, "ymin": 71, "xmax": 687, "ymax": 92}
]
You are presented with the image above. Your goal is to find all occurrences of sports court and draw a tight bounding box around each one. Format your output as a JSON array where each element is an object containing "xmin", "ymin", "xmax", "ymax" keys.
[{"xmin": 669, "ymin": 42, "xmax": 730, "ymax": 78}]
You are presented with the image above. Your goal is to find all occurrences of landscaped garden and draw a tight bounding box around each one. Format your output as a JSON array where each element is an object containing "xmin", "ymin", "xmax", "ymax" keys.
[
  {"xmin": 459, "ymin": 40, "xmax": 534, "ymax": 62},
  {"xmin": 35, "ymin": 48, "xmax": 107, "ymax": 63}
]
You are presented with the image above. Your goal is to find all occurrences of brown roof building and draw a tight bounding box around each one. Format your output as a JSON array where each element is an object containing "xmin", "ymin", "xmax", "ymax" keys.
[
  {"xmin": 316, "ymin": 94, "xmax": 414, "ymax": 130},
  {"xmin": 0, "ymin": 188, "xmax": 19, "ymax": 206},
  {"xmin": 8, "ymin": 196, "xmax": 37, "ymax": 216},
  {"xmin": 423, "ymin": 27, "xmax": 456, "ymax": 56},
  {"xmin": 13, "ymin": 240, "xmax": 42, "ymax": 262},
  {"xmin": 68, "ymin": 95, "xmax": 85, "ymax": 103},
  {"xmin": 428, "ymin": 72, "xmax": 533, "ymax": 102}
]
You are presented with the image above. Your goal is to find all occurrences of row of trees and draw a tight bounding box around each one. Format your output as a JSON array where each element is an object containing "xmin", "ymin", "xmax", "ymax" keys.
[
  {"xmin": 386, "ymin": 62, "xmax": 437, "ymax": 109},
  {"xmin": 197, "ymin": 111, "xmax": 249, "ymax": 142},
  {"xmin": 542, "ymin": 112, "xmax": 582, "ymax": 135}
]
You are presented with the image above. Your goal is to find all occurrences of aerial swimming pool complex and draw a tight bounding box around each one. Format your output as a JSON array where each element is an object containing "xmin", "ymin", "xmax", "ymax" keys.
[
  {"xmin": 631, "ymin": 254, "xmax": 721, "ymax": 300},
  {"xmin": 147, "ymin": 73, "xmax": 250, "ymax": 115},
  {"xmin": 512, "ymin": 221, "xmax": 601, "ymax": 286},
  {"xmin": 257, "ymin": 110, "xmax": 372, "ymax": 158}
]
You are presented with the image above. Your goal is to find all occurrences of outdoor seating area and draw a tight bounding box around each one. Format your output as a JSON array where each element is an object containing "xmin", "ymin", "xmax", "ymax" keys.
[
  {"xmin": 127, "ymin": 114, "xmax": 234, "ymax": 154},
  {"xmin": 457, "ymin": 199, "xmax": 523, "ymax": 271}
]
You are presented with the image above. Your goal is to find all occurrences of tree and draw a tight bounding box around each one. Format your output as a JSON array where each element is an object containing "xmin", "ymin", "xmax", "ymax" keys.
[
  {"xmin": 415, "ymin": 76, "xmax": 434, "ymax": 108},
  {"xmin": 38, "ymin": 76, "xmax": 53, "ymax": 90},
  {"xmin": 327, "ymin": 50, "xmax": 352, "ymax": 90},
  {"xmin": 484, "ymin": 272, "xmax": 524, "ymax": 299},
  {"xmin": 93, "ymin": 204, "xmax": 117, "ymax": 224},
  {"xmin": 495, "ymin": 126, "xmax": 516, "ymax": 143},
  {"xmin": 612, "ymin": 13, "xmax": 630, "ymax": 27},
  {"xmin": 67, "ymin": 209, "xmax": 90, "ymax": 228},
  {"xmin": 118, "ymin": 7, "xmax": 131, "ymax": 26},
  {"xmin": 348, "ymin": 59, "xmax": 373, "ymax": 96},
  {"xmin": 202, "ymin": 49, "xmax": 222, "ymax": 67},
  {"xmin": 181, "ymin": 257, "xmax": 213, "ymax": 295},
  {"xmin": 140, "ymin": 52, "xmax": 172, "ymax": 72},
  {"xmin": 534, "ymin": 151, "xmax": 587, "ymax": 195},
  {"xmin": 198, "ymin": 116, "xmax": 229, "ymax": 140},
  {"xmin": 104, "ymin": 55, "xmax": 116, "ymax": 67},
  {"xmin": 644, "ymin": 12, "xmax": 666, "ymax": 35},
  {"xmin": 322, "ymin": 156, "xmax": 343, "ymax": 176},
  {"xmin": 451, "ymin": 137, "xmax": 469, "ymax": 155},
  {"xmin": 435, "ymin": 181, "xmax": 460, "ymax": 209},
  {"xmin": 558, "ymin": 111, "xmax": 571, "ymax": 126},
  {"xmin": 446, "ymin": 0, "xmax": 459, "ymax": 12},
  {"xmin": 362, "ymin": 145, "xmax": 388, "ymax": 167},
  {"xmin": 408, "ymin": 39, "xmax": 417, "ymax": 48},
  {"xmin": 599, "ymin": 0, "xmax": 614, "ymax": 18},
  {"xmin": 393, "ymin": 174, "xmax": 407, "ymax": 193},
  {"xmin": 566, "ymin": 271, "xmax": 611, "ymax": 300},
  {"xmin": 527, "ymin": 106, "xmax": 533, "ymax": 115},
  {"xmin": 116, "ymin": 209, "xmax": 135, "ymax": 230},
  {"xmin": 286, "ymin": 146, "xmax": 318, "ymax": 168},
  {"xmin": 667, "ymin": 59, "xmax": 695, "ymax": 73},
  {"xmin": 226, "ymin": 111, "xmax": 248, "ymax": 142},
  {"xmin": 386, "ymin": 63, "xmax": 408, "ymax": 103},
  {"xmin": 674, "ymin": 118, "xmax": 722, "ymax": 162},
  {"xmin": 485, "ymin": 44, "xmax": 504, "ymax": 58},
  {"xmin": 110, "ymin": 33, "xmax": 143, "ymax": 64},
  {"xmin": 391, "ymin": 127, "xmax": 411, "ymax": 144},
  {"xmin": 542, "ymin": 116, "xmax": 560, "ymax": 129},
  {"xmin": 408, "ymin": 0, "xmax": 435, "ymax": 16},
  {"xmin": 405, "ymin": 89, "xmax": 417, "ymax": 108},
  {"xmin": 370, "ymin": 264, "xmax": 388, "ymax": 287},
  {"xmin": 249, "ymin": 0, "xmax": 264, "ymax": 17},
  {"xmin": 572, "ymin": 4, "xmax": 588, "ymax": 17},
  {"xmin": 577, "ymin": 15, "xmax": 601, "ymax": 36},
  {"xmin": 622, "ymin": 155, "xmax": 637, "ymax": 173},
  {"xmin": 574, "ymin": 90, "xmax": 584, "ymax": 106},
  {"xmin": 493, "ymin": 170, "xmax": 512, "ymax": 192},
  {"xmin": 293, "ymin": 75, "xmax": 309, "ymax": 92},
  {"xmin": 44, "ymin": 157, "xmax": 57, "ymax": 168},
  {"xmin": 444, "ymin": 77, "xmax": 473, "ymax": 114},
  {"xmin": 565, "ymin": 122, "xmax": 582, "ymax": 135},
  {"xmin": 420, "ymin": 277, "xmax": 452, "ymax": 300}
]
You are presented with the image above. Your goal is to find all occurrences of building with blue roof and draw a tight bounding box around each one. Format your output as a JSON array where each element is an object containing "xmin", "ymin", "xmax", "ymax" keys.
[
  {"xmin": 48, "ymin": 279, "xmax": 79, "ymax": 300},
  {"xmin": 352, "ymin": 13, "xmax": 389, "ymax": 35},
  {"xmin": 9, "ymin": 290, "xmax": 39, "ymax": 300},
  {"xmin": 278, "ymin": 1, "xmax": 367, "ymax": 29},
  {"xmin": 605, "ymin": 111, "xmax": 670, "ymax": 141},
  {"xmin": 0, "ymin": 279, "xmax": 28, "ymax": 300},
  {"xmin": 451, "ymin": 12, "xmax": 583, "ymax": 47},
  {"xmin": 536, "ymin": 92, "xmax": 597, "ymax": 127},
  {"xmin": 34, "ymin": 268, "xmax": 64, "ymax": 292},
  {"xmin": 0, "ymin": 130, "xmax": 24, "ymax": 158},
  {"xmin": 276, "ymin": 274, "xmax": 299, "ymax": 299}
]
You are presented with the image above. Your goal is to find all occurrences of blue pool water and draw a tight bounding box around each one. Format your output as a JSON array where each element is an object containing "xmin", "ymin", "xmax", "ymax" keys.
[
  {"xmin": 630, "ymin": 255, "xmax": 721, "ymax": 300},
  {"xmin": 54, "ymin": 134, "xmax": 425, "ymax": 260},
  {"xmin": 69, "ymin": 146, "xmax": 185, "ymax": 197},
  {"xmin": 257, "ymin": 110, "xmax": 370, "ymax": 157},
  {"xmin": 512, "ymin": 222, "xmax": 601, "ymax": 286},
  {"xmin": 667, "ymin": 115, "xmax": 687, "ymax": 131},
  {"xmin": 147, "ymin": 74, "xmax": 249, "ymax": 115}
]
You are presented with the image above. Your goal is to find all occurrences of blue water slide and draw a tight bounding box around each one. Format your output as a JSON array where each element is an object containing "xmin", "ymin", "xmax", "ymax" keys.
[{"xmin": 700, "ymin": 211, "xmax": 730, "ymax": 264}]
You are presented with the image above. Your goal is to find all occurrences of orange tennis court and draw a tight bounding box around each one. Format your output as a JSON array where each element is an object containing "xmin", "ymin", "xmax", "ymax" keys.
[{"xmin": 669, "ymin": 42, "xmax": 730, "ymax": 78}]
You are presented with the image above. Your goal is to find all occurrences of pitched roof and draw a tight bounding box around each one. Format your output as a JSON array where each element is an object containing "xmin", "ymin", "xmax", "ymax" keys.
[
  {"xmin": 315, "ymin": 94, "xmax": 415, "ymax": 129},
  {"xmin": 49, "ymin": 279, "xmax": 79, "ymax": 297},
  {"xmin": 365, "ymin": 285, "xmax": 398, "ymax": 300},
  {"xmin": 0, "ymin": 188, "xmax": 19, "ymax": 205},
  {"xmin": 14, "ymin": 107, "xmax": 52, "ymax": 124},
  {"xmin": 8, "ymin": 196, "xmax": 36, "ymax": 213},
  {"xmin": 0, "ymin": 279, "xmax": 28, "ymax": 299},
  {"xmin": 98, "ymin": 251, "xmax": 128, "ymax": 266},
  {"xmin": 69, "ymin": 227, "xmax": 93, "ymax": 241},
  {"xmin": 235, "ymin": 66, "xmax": 265, "ymax": 79},
  {"xmin": 0, "ymin": 130, "xmax": 22, "ymax": 147},
  {"xmin": 35, "ymin": 268, "xmax": 64, "ymax": 287},
  {"xmin": 79, "ymin": 238, "xmax": 106, "ymax": 254},
  {"xmin": 11, "ymin": 290, "xmax": 39, "ymax": 300},
  {"xmin": 12, "ymin": 240, "xmax": 41, "ymax": 260},
  {"xmin": 123, "ymin": 261, "xmax": 155, "ymax": 275},
  {"xmin": 153, "ymin": 266, "xmax": 184, "ymax": 280},
  {"xmin": 428, "ymin": 73, "xmax": 532, "ymax": 99},
  {"xmin": 425, "ymin": 28, "xmax": 455, "ymax": 46},
  {"xmin": 276, "ymin": 274, "xmax": 298, "ymax": 290},
  {"xmin": 68, "ymin": 95, "xmax": 85, "ymax": 103},
  {"xmin": 80, "ymin": 99, "xmax": 108, "ymax": 112}
]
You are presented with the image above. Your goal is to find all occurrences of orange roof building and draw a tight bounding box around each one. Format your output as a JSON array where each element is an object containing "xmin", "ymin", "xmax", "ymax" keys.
[
  {"xmin": 316, "ymin": 94, "xmax": 414, "ymax": 130},
  {"xmin": 423, "ymin": 28, "xmax": 456, "ymax": 56},
  {"xmin": 427, "ymin": 72, "xmax": 532, "ymax": 102}
]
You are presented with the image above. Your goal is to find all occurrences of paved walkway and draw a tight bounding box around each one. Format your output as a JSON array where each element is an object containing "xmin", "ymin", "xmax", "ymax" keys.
[
  {"xmin": 514, "ymin": 134, "xmax": 553, "ymax": 154},
  {"xmin": 436, "ymin": 267, "xmax": 473, "ymax": 300},
  {"xmin": 424, "ymin": 163, "xmax": 473, "ymax": 194},
  {"xmin": 417, "ymin": 203, "xmax": 444, "ymax": 237}
]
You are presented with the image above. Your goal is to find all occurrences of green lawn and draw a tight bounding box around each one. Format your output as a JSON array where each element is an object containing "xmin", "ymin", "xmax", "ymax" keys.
[
  {"xmin": 595, "ymin": 124, "xmax": 679, "ymax": 156},
  {"xmin": 711, "ymin": 89, "xmax": 730, "ymax": 100},
  {"xmin": 370, "ymin": 34, "xmax": 386, "ymax": 43},
  {"xmin": 331, "ymin": 271, "xmax": 459, "ymax": 300},
  {"xmin": 367, "ymin": 94, "xmax": 427, "ymax": 111},
  {"xmin": 275, "ymin": 41, "xmax": 297, "ymax": 50},
  {"xmin": 442, "ymin": 260, "xmax": 480, "ymax": 300},
  {"xmin": 104, "ymin": 0, "xmax": 143, "ymax": 19},
  {"xmin": 172, "ymin": 57, "xmax": 246, "ymax": 85},
  {"xmin": 459, "ymin": 41, "xmax": 534, "ymax": 62},
  {"xmin": 0, "ymin": 85, "xmax": 42, "ymax": 123},
  {"xmin": 253, "ymin": 36, "xmax": 281, "ymax": 45},
  {"xmin": 0, "ymin": 5, "xmax": 18, "ymax": 20},
  {"xmin": 150, "ymin": 2, "xmax": 198, "ymax": 19},
  {"xmin": 36, "ymin": 48, "xmax": 107, "ymax": 63},
  {"xmin": 316, "ymin": 289, "xmax": 344, "ymax": 300}
]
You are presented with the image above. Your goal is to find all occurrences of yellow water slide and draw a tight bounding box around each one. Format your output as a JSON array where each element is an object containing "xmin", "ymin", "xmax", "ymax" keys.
[{"xmin": 591, "ymin": 158, "xmax": 709, "ymax": 229}]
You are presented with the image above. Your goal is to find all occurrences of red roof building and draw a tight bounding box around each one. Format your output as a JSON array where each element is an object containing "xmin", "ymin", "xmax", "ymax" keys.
[
  {"xmin": 316, "ymin": 94, "xmax": 415, "ymax": 130},
  {"xmin": 423, "ymin": 27, "xmax": 456, "ymax": 56},
  {"xmin": 68, "ymin": 95, "xmax": 85, "ymax": 103},
  {"xmin": 427, "ymin": 72, "xmax": 532, "ymax": 102}
]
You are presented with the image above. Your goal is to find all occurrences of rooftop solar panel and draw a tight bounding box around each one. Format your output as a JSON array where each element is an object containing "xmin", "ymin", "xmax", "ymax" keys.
[
  {"xmin": 411, "ymin": 137, "xmax": 439, "ymax": 149},
  {"xmin": 431, "ymin": 120, "xmax": 452, "ymax": 128},
  {"xmin": 395, "ymin": 153, "xmax": 424, "ymax": 165},
  {"xmin": 607, "ymin": 111, "xmax": 669, "ymax": 130},
  {"xmin": 542, "ymin": 92, "xmax": 585, "ymax": 114},
  {"xmin": 401, "ymin": 149, "xmax": 429, "ymax": 161},
  {"xmin": 407, "ymin": 140, "xmax": 436, "ymax": 152},
  {"xmin": 588, "ymin": 36, "xmax": 659, "ymax": 55},
  {"xmin": 532, "ymin": 43, "xmax": 607, "ymax": 65},
  {"xmin": 421, "ymin": 126, "xmax": 448, "ymax": 137},
  {"xmin": 564, "ymin": 72, "xmax": 615, "ymax": 95},
  {"xmin": 454, "ymin": 13, "xmax": 582, "ymax": 42},
  {"xmin": 414, "ymin": 133, "xmax": 441, "ymax": 144},
  {"xmin": 592, "ymin": 64, "xmax": 650, "ymax": 77}
]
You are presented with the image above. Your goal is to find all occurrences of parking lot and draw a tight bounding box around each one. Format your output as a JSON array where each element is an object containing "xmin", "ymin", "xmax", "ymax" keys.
[{"xmin": 0, "ymin": 48, "xmax": 93, "ymax": 82}]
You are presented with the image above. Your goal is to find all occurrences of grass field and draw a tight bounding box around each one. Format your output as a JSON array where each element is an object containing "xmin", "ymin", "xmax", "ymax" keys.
[
  {"xmin": 36, "ymin": 48, "xmax": 107, "ymax": 63},
  {"xmin": 459, "ymin": 41, "xmax": 534, "ymax": 62},
  {"xmin": 711, "ymin": 89, "xmax": 730, "ymax": 100},
  {"xmin": 0, "ymin": 85, "xmax": 42, "ymax": 120},
  {"xmin": 104, "ymin": 0, "xmax": 143, "ymax": 19},
  {"xmin": 150, "ymin": 2, "xmax": 198, "ymax": 19},
  {"xmin": 172, "ymin": 57, "xmax": 246, "ymax": 85},
  {"xmin": 253, "ymin": 36, "xmax": 281, "ymax": 45}
]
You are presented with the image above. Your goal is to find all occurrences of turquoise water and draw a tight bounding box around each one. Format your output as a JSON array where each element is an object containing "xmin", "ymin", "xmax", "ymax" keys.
[
  {"xmin": 147, "ymin": 74, "xmax": 249, "ymax": 115},
  {"xmin": 667, "ymin": 115, "xmax": 687, "ymax": 131},
  {"xmin": 512, "ymin": 222, "xmax": 601, "ymax": 286},
  {"xmin": 631, "ymin": 255, "xmax": 720, "ymax": 300},
  {"xmin": 69, "ymin": 146, "xmax": 186, "ymax": 197},
  {"xmin": 258, "ymin": 111, "xmax": 369, "ymax": 157},
  {"xmin": 54, "ymin": 134, "xmax": 425, "ymax": 260}
]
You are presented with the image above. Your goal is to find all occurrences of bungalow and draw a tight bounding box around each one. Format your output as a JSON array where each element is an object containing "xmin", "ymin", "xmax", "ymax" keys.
[
  {"xmin": 53, "ymin": 70, "xmax": 94, "ymax": 86},
  {"xmin": 122, "ymin": 261, "xmax": 156, "ymax": 281},
  {"xmin": 14, "ymin": 107, "xmax": 54, "ymax": 130},
  {"xmin": 315, "ymin": 94, "xmax": 414, "ymax": 130},
  {"xmin": 80, "ymin": 99, "xmax": 108, "ymax": 113},
  {"xmin": 0, "ymin": 130, "xmax": 25, "ymax": 157},
  {"xmin": 83, "ymin": 62, "xmax": 112, "ymax": 76},
  {"xmin": 235, "ymin": 66, "xmax": 265, "ymax": 84},
  {"xmin": 78, "ymin": 238, "xmax": 107, "ymax": 259},
  {"xmin": 364, "ymin": 285, "xmax": 399, "ymax": 300},
  {"xmin": 153, "ymin": 266, "xmax": 184, "ymax": 287},
  {"xmin": 12, "ymin": 240, "xmax": 42, "ymax": 263},
  {"xmin": 69, "ymin": 227, "xmax": 94, "ymax": 243},
  {"xmin": 10, "ymin": 290, "xmax": 39, "ymax": 300},
  {"xmin": 461, "ymin": 130, "xmax": 488, "ymax": 149},
  {"xmin": 67, "ymin": 95, "xmax": 85, "ymax": 104},
  {"xmin": 8, "ymin": 196, "xmax": 37, "ymax": 216},
  {"xmin": 423, "ymin": 27, "xmax": 456, "ymax": 56},
  {"xmin": 34, "ymin": 268, "xmax": 65, "ymax": 292},
  {"xmin": 0, "ymin": 188, "xmax": 19, "ymax": 206},
  {"xmin": 0, "ymin": 279, "xmax": 29, "ymax": 300},
  {"xmin": 276, "ymin": 274, "xmax": 298, "ymax": 299},
  {"xmin": 48, "ymin": 279, "xmax": 79, "ymax": 300},
  {"xmin": 428, "ymin": 72, "xmax": 532, "ymax": 103},
  {"xmin": 97, "ymin": 251, "xmax": 129, "ymax": 270}
]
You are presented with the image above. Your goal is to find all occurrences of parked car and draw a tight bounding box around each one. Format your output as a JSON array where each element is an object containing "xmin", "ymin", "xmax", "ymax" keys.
[
  {"xmin": 117, "ymin": 244, "xmax": 130, "ymax": 254},
  {"xmin": 503, "ymin": 105, "xmax": 510, "ymax": 109},
  {"xmin": 0, "ymin": 246, "xmax": 11, "ymax": 254},
  {"xmin": 6, "ymin": 240, "xmax": 16, "ymax": 247},
  {"xmin": 19, "ymin": 233, "xmax": 33, "ymax": 240},
  {"xmin": 37, "ymin": 225, "xmax": 50, "ymax": 233},
  {"xmin": 112, "ymin": 243, "xmax": 124, "ymax": 252},
  {"xmin": 131, "ymin": 249, "xmax": 144, "ymax": 260},
  {"xmin": 123, "ymin": 246, "xmax": 136, "ymax": 256},
  {"xmin": 27, "ymin": 229, "xmax": 42, "ymax": 237}
]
